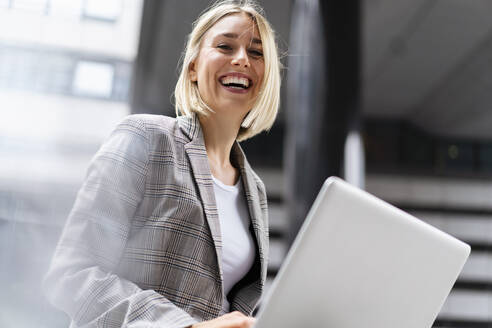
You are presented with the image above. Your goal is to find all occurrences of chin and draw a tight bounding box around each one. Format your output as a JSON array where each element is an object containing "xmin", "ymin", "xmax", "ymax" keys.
[{"xmin": 213, "ymin": 102, "xmax": 250, "ymax": 116}]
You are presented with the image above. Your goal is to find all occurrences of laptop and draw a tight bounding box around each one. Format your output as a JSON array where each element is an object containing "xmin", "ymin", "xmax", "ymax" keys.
[{"xmin": 254, "ymin": 177, "xmax": 470, "ymax": 328}]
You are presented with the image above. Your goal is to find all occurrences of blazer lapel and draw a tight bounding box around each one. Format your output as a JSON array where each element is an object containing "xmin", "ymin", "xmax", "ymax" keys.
[
  {"xmin": 232, "ymin": 143, "xmax": 268, "ymax": 286},
  {"xmin": 178, "ymin": 113, "xmax": 268, "ymax": 292},
  {"xmin": 178, "ymin": 114, "xmax": 223, "ymax": 282}
]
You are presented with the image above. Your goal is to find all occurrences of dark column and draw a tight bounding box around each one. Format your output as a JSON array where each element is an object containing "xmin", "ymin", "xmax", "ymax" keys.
[
  {"xmin": 130, "ymin": 0, "xmax": 209, "ymax": 115},
  {"xmin": 284, "ymin": 0, "xmax": 361, "ymax": 245}
]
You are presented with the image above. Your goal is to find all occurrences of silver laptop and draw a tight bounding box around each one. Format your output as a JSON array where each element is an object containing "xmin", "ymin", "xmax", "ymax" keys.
[{"xmin": 255, "ymin": 177, "xmax": 470, "ymax": 328}]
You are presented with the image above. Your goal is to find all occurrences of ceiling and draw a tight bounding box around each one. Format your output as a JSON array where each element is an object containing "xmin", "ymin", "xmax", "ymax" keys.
[{"xmin": 363, "ymin": 0, "xmax": 492, "ymax": 140}]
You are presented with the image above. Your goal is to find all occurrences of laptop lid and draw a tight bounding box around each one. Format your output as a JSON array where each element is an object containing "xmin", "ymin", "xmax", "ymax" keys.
[{"xmin": 255, "ymin": 177, "xmax": 470, "ymax": 328}]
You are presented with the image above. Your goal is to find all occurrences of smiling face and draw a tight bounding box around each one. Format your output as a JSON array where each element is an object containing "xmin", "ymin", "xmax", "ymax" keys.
[{"xmin": 189, "ymin": 13, "xmax": 265, "ymax": 120}]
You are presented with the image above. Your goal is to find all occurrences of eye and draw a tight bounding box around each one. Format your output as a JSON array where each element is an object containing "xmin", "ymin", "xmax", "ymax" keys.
[
  {"xmin": 248, "ymin": 49, "xmax": 263, "ymax": 58},
  {"xmin": 217, "ymin": 44, "xmax": 232, "ymax": 51}
]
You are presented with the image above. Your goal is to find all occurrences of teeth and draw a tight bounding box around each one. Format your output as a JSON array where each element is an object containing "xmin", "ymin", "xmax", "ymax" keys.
[{"xmin": 220, "ymin": 76, "xmax": 249, "ymax": 88}]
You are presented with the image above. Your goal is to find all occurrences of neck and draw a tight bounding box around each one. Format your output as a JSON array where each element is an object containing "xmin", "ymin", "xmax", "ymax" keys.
[{"xmin": 198, "ymin": 112, "xmax": 242, "ymax": 169}]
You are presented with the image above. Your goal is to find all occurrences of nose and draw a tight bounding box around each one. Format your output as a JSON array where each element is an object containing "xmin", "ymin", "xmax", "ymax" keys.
[{"xmin": 231, "ymin": 47, "xmax": 250, "ymax": 68}]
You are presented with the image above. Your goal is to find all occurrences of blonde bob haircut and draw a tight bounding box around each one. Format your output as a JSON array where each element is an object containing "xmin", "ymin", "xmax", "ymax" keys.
[{"xmin": 174, "ymin": 0, "xmax": 281, "ymax": 141}]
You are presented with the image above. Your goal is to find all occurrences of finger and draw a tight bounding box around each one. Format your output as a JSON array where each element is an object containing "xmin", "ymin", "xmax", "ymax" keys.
[
  {"xmin": 243, "ymin": 316, "xmax": 256, "ymax": 328},
  {"xmin": 199, "ymin": 312, "xmax": 256, "ymax": 328},
  {"xmin": 231, "ymin": 316, "xmax": 256, "ymax": 328}
]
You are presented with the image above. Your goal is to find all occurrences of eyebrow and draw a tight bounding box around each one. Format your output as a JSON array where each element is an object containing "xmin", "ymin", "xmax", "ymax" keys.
[{"xmin": 220, "ymin": 32, "xmax": 262, "ymax": 45}]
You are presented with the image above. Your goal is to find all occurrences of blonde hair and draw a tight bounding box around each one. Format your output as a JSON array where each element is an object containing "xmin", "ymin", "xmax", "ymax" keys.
[{"xmin": 174, "ymin": 0, "xmax": 281, "ymax": 141}]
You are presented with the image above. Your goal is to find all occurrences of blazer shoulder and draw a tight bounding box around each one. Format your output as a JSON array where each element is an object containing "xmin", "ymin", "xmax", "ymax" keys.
[
  {"xmin": 116, "ymin": 114, "xmax": 186, "ymax": 144},
  {"xmin": 120, "ymin": 114, "xmax": 177, "ymax": 130}
]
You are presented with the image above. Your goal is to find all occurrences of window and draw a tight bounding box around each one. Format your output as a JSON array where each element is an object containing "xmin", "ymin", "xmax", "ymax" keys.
[
  {"xmin": 11, "ymin": 0, "xmax": 49, "ymax": 14},
  {"xmin": 72, "ymin": 60, "xmax": 114, "ymax": 98},
  {"xmin": 82, "ymin": 0, "xmax": 121, "ymax": 22}
]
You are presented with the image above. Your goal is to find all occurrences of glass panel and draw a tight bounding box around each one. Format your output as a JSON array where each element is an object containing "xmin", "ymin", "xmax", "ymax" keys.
[
  {"xmin": 478, "ymin": 144, "xmax": 492, "ymax": 172},
  {"xmin": 0, "ymin": 0, "xmax": 10, "ymax": 9},
  {"xmin": 72, "ymin": 60, "xmax": 114, "ymax": 98},
  {"xmin": 436, "ymin": 141, "xmax": 474, "ymax": 172},
  {"xmin": 49, "ymin": 0, "xmax": 82, "ymax": 18},
  {"xmin": 12, "ymin": 0, "xmax": 48, "ymax": 13},
  {"xmin": 83, "ymin": 0, "xmax": 121, "ymax": 22}
]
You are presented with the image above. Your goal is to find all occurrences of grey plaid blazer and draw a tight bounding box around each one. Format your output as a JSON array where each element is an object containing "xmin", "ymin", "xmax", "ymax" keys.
[{"xmin": 44, "ymin": 114, "xmax": 269, "ymax": 328}]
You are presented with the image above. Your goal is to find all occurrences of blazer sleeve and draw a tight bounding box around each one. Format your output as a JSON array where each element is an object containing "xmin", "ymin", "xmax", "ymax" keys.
[{"xmin": 43, "ymin": 116, "xmax": 197, "ymax": 328}]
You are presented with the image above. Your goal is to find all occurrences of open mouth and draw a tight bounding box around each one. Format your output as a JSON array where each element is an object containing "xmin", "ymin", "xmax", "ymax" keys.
[{"xmin": 219, "ymin": 75, "xmax": 252, "ymax": 90}]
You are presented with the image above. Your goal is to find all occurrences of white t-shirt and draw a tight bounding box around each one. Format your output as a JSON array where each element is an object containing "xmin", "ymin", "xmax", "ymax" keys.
[{"xmin": 212, "ymin": 175, "xmax": 256, "ymax": 313}]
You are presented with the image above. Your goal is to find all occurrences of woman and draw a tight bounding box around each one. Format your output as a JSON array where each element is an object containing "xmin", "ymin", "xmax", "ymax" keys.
[{"xmin": 44, "ymin": 1, "xmax": 281, "ymax": 327}]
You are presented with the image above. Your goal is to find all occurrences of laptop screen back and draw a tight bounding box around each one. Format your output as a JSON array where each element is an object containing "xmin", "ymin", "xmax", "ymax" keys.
[{"xmin": 255, "ymin": 177, "xmax": 470, "ymax": 328}]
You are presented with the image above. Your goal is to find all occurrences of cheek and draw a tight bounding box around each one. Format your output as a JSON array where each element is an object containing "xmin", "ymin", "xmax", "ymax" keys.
[
  {"xmin": 197, "ymin": 55, "xmax": 224, "ymax": 84},
  {"xmin": 256, "ymin": 60, "xmax": 265, "ymax": 78},
  {"xmin": 256, "ymin": 67, "xmax": 265, "ymax": 89}
]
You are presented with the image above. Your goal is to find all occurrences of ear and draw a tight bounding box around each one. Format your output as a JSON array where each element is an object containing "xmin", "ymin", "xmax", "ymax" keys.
[{"xmin": 189, "ymin": 60, "xmax": 198, "ymax": 82}]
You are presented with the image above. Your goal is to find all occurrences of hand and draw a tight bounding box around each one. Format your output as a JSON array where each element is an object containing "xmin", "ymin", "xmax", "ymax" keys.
[{"xmin": 191, "ymin": 311, "xmax": 256, "ymax": 328}]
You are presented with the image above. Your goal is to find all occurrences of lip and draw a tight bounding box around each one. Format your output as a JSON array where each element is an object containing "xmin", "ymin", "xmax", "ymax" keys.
[{"xmin": 220, "ymin": 84, "xmax": 250, "ymax": 94}]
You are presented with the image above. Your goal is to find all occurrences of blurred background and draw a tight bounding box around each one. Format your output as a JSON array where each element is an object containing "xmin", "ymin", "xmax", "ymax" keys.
[{"xmin": 1, "ymin": 0, "xmax": 492, "ymax": 327}]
